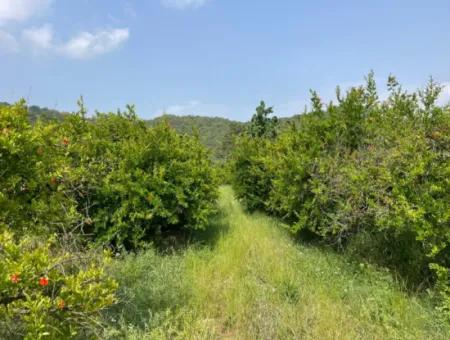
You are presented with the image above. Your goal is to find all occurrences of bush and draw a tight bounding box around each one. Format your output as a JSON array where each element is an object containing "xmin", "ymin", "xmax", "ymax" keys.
[
  {"xmin": 0, "ymin": 101, "xmax": 218, "ymax": 249},
  {"xmin": 230, "ymin": 101, "xmax": 278, "ymax": 211},
  {"xmin": 231, "ymin": 74, "xmax": 450, "ymax": 313},
  {"xmin": 0, "ymin": 228, "xmax": 117, "ymax": 339},
  {"xmin": 0, "ymin": 101, "xmax": 61, "ymax": 235},
  {"xmin": 230, "ymin": 135, "xmax": 274, "ymax": 211},
  {"xmin": 0, "ymin": 100, "xmax": 219, "ymax": 337},
  {"xmin": 86, "ymin": 119, "xmax": 218, "ymax": 248}
]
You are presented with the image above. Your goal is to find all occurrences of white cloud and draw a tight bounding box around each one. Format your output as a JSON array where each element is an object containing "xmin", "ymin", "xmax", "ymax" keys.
[
  {"xmin": 0, "ymin": 0, "xmax": 52, "ymax": 23},
  {"xmin": 162, "ymin": 0, "xmax": 209, "ymax": 10},
  {"xmin": 0, "ymin": 29, "xmax": 18, "ymax": 52},
  {"xmin": 58, "ymin": 28, "xmax": 129, "ymax": 59},
  {"xmin": 20, "ymin": 25, "xmax": 129, "ymax": 59},
  {"xmin": 0, "ymin": 1, "xmax": 129, "ymax": 59},
  {"xmin": 22, "ymin": 23, "xmax": 53, "ymax": 49}
]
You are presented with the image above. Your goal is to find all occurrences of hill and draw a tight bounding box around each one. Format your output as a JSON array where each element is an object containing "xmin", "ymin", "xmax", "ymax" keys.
[
  {"xmin": 146, "ymin": 114, "xmax": 245, "ymax": 161},
  {"xmin": 1, "ymin": 102, "xmax": 244, "ymax": 160},
  {"xmin": 2, "ymin": 102, "xmax": 295, "ymax": 160},
  {"xmin": 0, "ymin": 102, "xmax": 68, "ymax": 123}
]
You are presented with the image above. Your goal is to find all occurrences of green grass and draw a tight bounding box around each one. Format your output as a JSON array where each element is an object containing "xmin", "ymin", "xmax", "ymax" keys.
[{"xmin": 104, "ymin": 186, "xmax": 449, "ymax": 339}]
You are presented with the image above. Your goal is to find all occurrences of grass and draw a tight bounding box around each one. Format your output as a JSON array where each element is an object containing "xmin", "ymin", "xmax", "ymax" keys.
[{"xmin": 103, "ymin": 186, "xmax": 449, "ymax": 339}]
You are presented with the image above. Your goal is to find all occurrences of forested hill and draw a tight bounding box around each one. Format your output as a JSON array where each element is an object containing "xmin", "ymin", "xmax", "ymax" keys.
[
  {"xmin": 0, "ymin": 102, "xmax": 69, "ymax": 123},
  {"xmin": 1, "ymin": 102, "xmax": 299, "ymax": 160},
  {"xmin": 147, "ymin": 114, "xmax": 245, "ymax": 160},
  {"xmin": 29, "ymin": 106, "xmax": 70, "ymax": 123},
  {"xmin": 0, "ymin": 102, "xmax": 245, "ymax": 160},
  {"xmin": 145, "ymin": 115, "xmax": 299, "ymax": 160}
]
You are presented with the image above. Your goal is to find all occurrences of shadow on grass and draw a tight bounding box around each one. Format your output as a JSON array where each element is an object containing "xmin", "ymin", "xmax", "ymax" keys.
[
  {"xmin": 283, "ymin": 221, "xmax": 434, "ymax": 293},
  {"xmin": 191, "ymin": 211, "xmax": 230, "ymax": 246},
  {"xmin": 102, "ymin": 209, "xmax": 231, "ymax": 335},
  {"xmin": 146, "ymin": 208, "xmax": 230, "ymax": 255}
]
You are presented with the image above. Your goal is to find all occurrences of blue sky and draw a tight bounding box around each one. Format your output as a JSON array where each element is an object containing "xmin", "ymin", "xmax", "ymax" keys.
[{"xmin": 1, "ymin": 0, "xmax": 449, "ymax": 121}]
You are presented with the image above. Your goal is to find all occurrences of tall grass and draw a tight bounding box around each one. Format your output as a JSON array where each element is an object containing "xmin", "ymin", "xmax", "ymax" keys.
[{"xmin": 103, "ymin": 186, "xmax": 449, "ymax": 339}]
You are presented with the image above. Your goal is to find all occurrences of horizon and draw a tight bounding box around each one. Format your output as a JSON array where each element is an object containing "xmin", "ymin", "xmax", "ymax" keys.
[{"xmin": 1, "ymin": 0, "xmax": 450, "ymax": 120}]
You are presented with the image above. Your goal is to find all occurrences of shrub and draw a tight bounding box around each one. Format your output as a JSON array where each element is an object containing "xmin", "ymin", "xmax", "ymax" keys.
[
  {"xmin": 230, "ymin": 135, "xmax": 274, "ymax": 211},
  {"xmin": 231, "ymin": 74, "xmax": 450, "ymax": 314},
  {"xmin": 1, "ymin": 102, "xmax": 218, "ymax": 249},
  {"xmin": 0, "ymin": 101, "xmax": 85, "ymax": 237},
  {"xmin": 230, "ymin": 101, "xmax": 278, "ymax": 211},
  {"xmin": 88, "ymin": 119, "xmax": 218, "ymax": 248},
  {"xmin": 0, "ymin": 227, "xmax": 117, "ymax": 339}
]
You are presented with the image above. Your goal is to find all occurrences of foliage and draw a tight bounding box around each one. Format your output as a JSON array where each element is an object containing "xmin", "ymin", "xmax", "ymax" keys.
[
  {"xmin": 0, "ymin": 228, "xmax": 117, "ymax": 339},
  {"xmin": 28, "ymin": 105, "xmax": 69, "ymax": 123},
  {"xmin": 0, "ymin": 102, "xmax": 68, "ymax": 124},
  {"xmin": 2, "ymin": 101, "xmax": 245, "ymax": 161},
  {"xmin": 247, "ymin": 101, "xmax": 279, "ymax": 139},
  {"xmin": 147, "ymin": 114, "xmax": 245, "ymax": 161},
  {"xmin": 231, "ymin": 74, "xmax": 450, "ymax": 313},
  {"xmin": 230, "ymin": 135, "xmax": 274, "ymax": 211},
  {"xmin": 0, "ymin": 101, "xmax": 219, "ymax": 249},
  {"xmin": 0, "ymin": 100, "xmax": 66, "ymax": 235},
  {"xmin": 230, "ymin": 101, "xmax": 279, "ymax": 211},
  {"xmin": 0, "ymin": 100, "xmax": 218, "ymax": 337}
]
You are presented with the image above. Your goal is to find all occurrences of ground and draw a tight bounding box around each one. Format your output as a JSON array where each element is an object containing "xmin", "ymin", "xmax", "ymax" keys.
[{"xmin": 107, "ymin": 186, "xmax": 448, "ymax": 339}]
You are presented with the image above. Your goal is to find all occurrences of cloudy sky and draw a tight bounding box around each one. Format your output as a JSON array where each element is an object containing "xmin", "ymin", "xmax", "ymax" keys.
[{"xmin": 0, "ymin": 0, "xmax": 449, "ymax": 120}]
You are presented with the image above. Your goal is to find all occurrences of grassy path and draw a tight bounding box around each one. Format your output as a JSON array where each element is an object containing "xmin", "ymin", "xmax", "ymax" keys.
[{"xmin": 110, "ymin": 186, "xmax": 448, "ymax": 339}]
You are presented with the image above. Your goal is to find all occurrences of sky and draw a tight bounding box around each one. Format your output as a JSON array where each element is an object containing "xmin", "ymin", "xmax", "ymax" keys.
[{"xmin": 0, "ymin": 0, "xmax": 449, "ymax": 121}]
